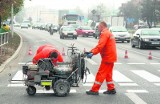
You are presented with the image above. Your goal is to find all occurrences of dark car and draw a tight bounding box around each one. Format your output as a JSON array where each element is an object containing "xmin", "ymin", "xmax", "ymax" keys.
[
  {"xmin": 131, "ymin": 28, "xmax": 160, "ymax": 49},
  {"xmin": 76, "ymin": 26, "xmax": 95, "ymax": 37}
]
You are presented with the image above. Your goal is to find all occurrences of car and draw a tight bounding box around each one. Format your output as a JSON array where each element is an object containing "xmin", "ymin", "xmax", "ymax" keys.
[
  {"xmin": 109, "ymin": 26, "xmax": 130, "ymax": 43},
  {"xmin": 59, "ymin": 26, "xmax": 78, "ymax": 39},
  {"xmin": 13, "ymin": 23, "xmax": 21, "ymax": 27},
  {"xmin": 21, "ymin": 23, "xmax": 29, "ymax": 29},
  {"xmin": 76, "ymin": 26, "xmax": 95, "ymax": 37},
  {"xmin": 131, "ymin": 28, "xmax": 160, "ymax": 49}
]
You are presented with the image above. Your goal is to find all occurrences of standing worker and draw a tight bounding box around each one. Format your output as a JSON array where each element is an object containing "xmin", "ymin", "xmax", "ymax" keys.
[{"xmin": 86, "ymin": 21, "xmax": 117, "ymax": 95}]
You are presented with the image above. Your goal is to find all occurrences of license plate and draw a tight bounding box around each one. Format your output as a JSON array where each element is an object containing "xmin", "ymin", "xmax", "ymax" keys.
[{"xmin": 152, "ymin": 42, "xmax": 159, "ymax": 44}]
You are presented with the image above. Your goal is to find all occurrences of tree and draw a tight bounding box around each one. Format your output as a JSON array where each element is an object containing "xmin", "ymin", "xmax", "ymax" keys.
[
  {"xmin": 0, "ymin": 0, "xmax": 24, "ymax": 28},
  {"xmin": 141, "ymin": 0, "xmax": 160, "ymax": 27},
  {"xmin": 119, "ymin": 0, "xmax": 140, "ymax": 24}
]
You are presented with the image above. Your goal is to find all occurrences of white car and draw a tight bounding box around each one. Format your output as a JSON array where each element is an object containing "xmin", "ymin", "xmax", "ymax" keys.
[
  {"xmin": 21, "ymin": 23, "xmax": 29, "ymax": 29},
  {"xmin": 109, "ymin": 26, "xmax": 130, "ymax": 43},
  {"xmin": 59, "ymin": 26, "xmax": 77, "ymax": 39}
]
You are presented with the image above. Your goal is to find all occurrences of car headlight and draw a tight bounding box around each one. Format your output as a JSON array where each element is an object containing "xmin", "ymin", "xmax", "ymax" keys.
[{"xmin": 143, "ymin": 38, "xmax": 150, "ymax": 41}]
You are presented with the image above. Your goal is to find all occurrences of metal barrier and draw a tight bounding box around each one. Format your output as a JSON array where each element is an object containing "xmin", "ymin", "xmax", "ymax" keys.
[{"xmin": 0, "ymin": 32, "xmax": 9, "ymax": 55}]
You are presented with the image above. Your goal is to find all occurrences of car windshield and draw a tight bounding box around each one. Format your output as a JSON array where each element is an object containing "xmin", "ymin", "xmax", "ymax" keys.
[
  {"xmin": 63, "ymin": 27, "xmax": 75, "ymax": 31},
  {"xmin": 81, "ymin": 26, "xmax": 92, "ymax": 30},
  {"xmin": 111, "ymin": 27, "xmax": 127, "ymax": 32},
  {"xmin": 141, "ymin": 30, "xmax": 160, "ymax": 36}
]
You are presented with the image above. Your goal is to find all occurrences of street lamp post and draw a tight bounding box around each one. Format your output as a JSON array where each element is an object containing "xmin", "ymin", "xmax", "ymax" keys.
[{"xmin": 11, "ymin": 3, "xmax": 14, "ymax": 38}]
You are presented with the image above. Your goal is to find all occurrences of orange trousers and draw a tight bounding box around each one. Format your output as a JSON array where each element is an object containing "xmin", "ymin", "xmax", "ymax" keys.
[{"xmin": 91, "ymin": 62, "xmax": 115, "ymax": 92}]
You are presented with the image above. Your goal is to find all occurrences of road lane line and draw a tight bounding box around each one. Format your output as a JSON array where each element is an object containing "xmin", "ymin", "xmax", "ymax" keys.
[
  {"xmin": 83, "ymin": 73, "xmax": 95, "ymax": 83},
  {"xmin": 18, "ymin": 62, "xmax": 32, "ymax": 65},
  {"xmin": 154, "ymin": 83, "xmax": 160, "ymax": 86},
  {"xmin": 113, "ymin": 70, "xmax": 133, "ymax": 82},
  {"xmin": 127, "ymin": 63, "xmax": 146, "ymax": 65},
  {"xmin": 118, "ymin": 83, "xmax": 138, "ymax": 86},
  {"xmin": 8, "ymin": 84, "xmax": 25, "ymax": 87},
  {"xmin": 36, "ymin": 89, "xmax": 76, "ymax": 94},
  {"xmin": 83, "ymin": 83, "xmax": 93, "ymax": 87},
  {"xmin": 150, "ymin": 63, "xmax": 160, "ymax": 65},
  {"xmin": 114, "ymin": 63, "xmax": 123, "ymax": 65},
  {"xmin": 125, "ymin": 93, "xmax": 147, "ymax": 104},
  {"xmin": 126, "ymin": 90, "xmax": 148, "ymax": 93},
  {"xmin": 131, "ymin": 70, "xmax": 160, "ymax": 82},
  {"xmin": 11, "ymin": 70, "xmax": 25, "ymax": 83}
]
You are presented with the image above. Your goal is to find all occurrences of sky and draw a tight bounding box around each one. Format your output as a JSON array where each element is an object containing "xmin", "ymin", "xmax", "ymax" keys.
[{"xmin": 24, "ymin": 0, "xmax": 130, "ymax": 12}]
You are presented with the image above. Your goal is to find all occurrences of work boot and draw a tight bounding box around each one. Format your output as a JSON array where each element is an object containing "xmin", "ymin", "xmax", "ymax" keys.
[
  {"xmin": 86, "ymin": 90, "xmax": 99, "ymax": 95},
  {"xmin": 103, "ymin": 89, "xmax": 116, "ymax": 94}
]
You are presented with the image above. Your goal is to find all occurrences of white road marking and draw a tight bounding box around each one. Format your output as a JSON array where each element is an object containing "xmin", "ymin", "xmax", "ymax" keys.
[
  {"xmin": 114, "ymin": 63, "xmax": 123, "ymax": 65},
  {"xmin": 84, "ymin": 58, "xmax": 97, "ymax": 65},
  {"xmin": 18, "ymin": 62, "xmax": 32, "ymax": 65},
  {"xmin": 113, "ymin": 70, "xmax": 133, "ymax": 82},
  {"xmin": 11, "ymin": 70, "xmax": 25, "ymax": 83},
  {"xmin": 154, "ymin": 83, "xmax": 160, "ymax": 86},
  {"xmin": 126, "ymin": 90, "xmax": 148, "ymax": 93},
  {"xmin": 131, "ymin": 70, "xmax": 160, "ymax": 82},
  {"xmin": 150, "ymin": 63, "xmax": 160, "ymax": 65},
  {"xmin": 125, "ymin": 93, "xmax": 147, "ymax": 104},
  {"xmin": 83, "ymin": 73, "xmax": 95, "ymax": 83},
  {"xmin": 36, "ymin": 89, "xmax": 76, "ymax": 94},
  {"xmin": 83, "ymin": 83, "xmax": 93, "ymax": 87},
  {"xmin": 118, "ymin": 83, "xmax": 138, "ymax": 86},
  {"xmin": 8, "ymin": 84, "xmax": 25, "ymax": 87},
  {"xmin": 127, "ymin": 63, "xmax": 146, "ymax": 65}
]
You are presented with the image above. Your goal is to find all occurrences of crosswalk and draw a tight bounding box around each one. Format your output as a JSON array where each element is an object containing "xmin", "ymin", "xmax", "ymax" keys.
[{"xmin": 8, "ymin": 69, "xmax": 160, "ymax": 89}]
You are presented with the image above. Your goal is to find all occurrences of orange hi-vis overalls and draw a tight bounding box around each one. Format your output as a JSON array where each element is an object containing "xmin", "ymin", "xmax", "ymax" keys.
[
  {"xmin": 90, "ymin": 28, "xmax": 117, "ymax": 92},
  {"xmin": 32, "ymin": 45, "xmax": 63, "ymax": 65}
]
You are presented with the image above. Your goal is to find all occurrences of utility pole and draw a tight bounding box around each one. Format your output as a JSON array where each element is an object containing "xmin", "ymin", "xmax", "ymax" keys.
[{"xmin": 11, "ymin": 4, "xmax": 14, "ymax": 37}]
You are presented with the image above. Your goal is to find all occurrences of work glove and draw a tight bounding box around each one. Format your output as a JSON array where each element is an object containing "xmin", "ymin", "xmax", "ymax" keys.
[{"xmin": 87, "ymin": 52, "xmax": 93, "ymax": 58}]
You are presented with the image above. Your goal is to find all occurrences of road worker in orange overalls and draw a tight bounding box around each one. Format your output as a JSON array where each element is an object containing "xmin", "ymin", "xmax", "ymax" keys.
[
  {"xmin": 86, "ymin": 21, "xmax": 117, "ymax": 95},
  {"xmin": 32, "ymin": 44, "xmax": 63, "ymax": 66}
]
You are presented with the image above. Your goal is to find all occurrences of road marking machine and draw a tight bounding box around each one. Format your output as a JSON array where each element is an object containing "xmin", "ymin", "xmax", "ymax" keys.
[{"xmin": 9, "ymin": 44, "xmax": 90, "ymax": 97}]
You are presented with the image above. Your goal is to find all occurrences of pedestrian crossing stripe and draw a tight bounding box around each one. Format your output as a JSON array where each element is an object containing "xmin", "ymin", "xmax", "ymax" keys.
[
  {"xmin": 36, "ymin": 89, "xmax": 77, "ymax": 94},
  {"xmin": 118, "ymin": 83, "xmax": 138, "ymax": 86},
  {"xmin": 154, "ymin": 83, "xmax": 160, "ymax": 86},
  {"xmin": 126, "ymin": 90, "xmax": 148, "ymax": 93},
  {"xmin": 8, "ymin": 70, "xmax": 160, "ymax": 88},
  {"xmin": 131, "ymin": 70, "xmax": 160, "ymax": 82}
]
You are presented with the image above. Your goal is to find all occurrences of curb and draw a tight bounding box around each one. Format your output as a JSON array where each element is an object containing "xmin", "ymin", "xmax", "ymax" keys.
[{"xmin": 0, "ymin": 32, "xmax": 23, "ymax": 73}]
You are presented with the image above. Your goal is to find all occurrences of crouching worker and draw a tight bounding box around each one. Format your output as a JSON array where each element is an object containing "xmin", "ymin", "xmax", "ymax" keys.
[{"xmin": 32, "ymin": 44, "xmax": 63, "ymax": 66}]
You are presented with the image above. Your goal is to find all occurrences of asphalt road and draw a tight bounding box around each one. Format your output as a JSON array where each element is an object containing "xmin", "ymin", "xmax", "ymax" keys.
[{"xmin": 0, "ymin": 27, "xmax": 160, "ymax": 104}]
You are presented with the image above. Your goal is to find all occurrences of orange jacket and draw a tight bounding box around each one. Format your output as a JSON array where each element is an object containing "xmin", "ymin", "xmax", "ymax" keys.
[
  {"xmin": 91, "ymin": 28, "xmax": 117, "ymax": 63},
  {"xmin": 32, "ymin": 45, "xmax": 63, "ymax": 65},
  {"xmin": 36, "ymin": 44, "xmax": 54, "ymax": 54}
]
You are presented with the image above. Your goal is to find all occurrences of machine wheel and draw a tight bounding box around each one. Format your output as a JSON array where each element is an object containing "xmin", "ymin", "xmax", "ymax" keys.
[
  {"xmin": 26, "ymin": 86, "xmax": 36, "ymax": 96},
  {"xmin": 53, "ymin": 79, "xmax": 70, "ymax": 97}
]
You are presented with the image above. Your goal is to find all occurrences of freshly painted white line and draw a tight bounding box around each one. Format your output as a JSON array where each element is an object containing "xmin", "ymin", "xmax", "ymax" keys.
[
  {"xmin": 125, "ymin": 93, "xmax": 147, "ymax": 104},
  {"xmin": 127, "ymin": 63, "xmax": 146, "ymax": 65},
  {"xmin": 84, "ymin": 58, "xmax": 97, "ymax": 65},
  {"xmin": 83, "ymin": 83, "xmax": 93, "ymax": 87},
  {"xmin": 18, "ymin": 62, "xmax": 32, "ymax": 65},
  {"xmin": 113, "ymin": 70, "xmax": 133, "ymax": 82},
  {"xmin": 131, "ymin": 70, "xmax": 160, "ymax": 82},
  {"xmin": 126, "ymin": 90, "xmax": 148, "ymax": 93},
  {"xmin": 36, "ymin": 89, "xmax": 76, "ymax": 94},
  {"xmin": 118, "ymin": 83, "xmax": 138, "ymax": 86},
  {"xmin": 150, "ymin": 63, "xmax": 160, "ymax": 65},
  {"xmin": 83, "ymin": 73, "xmax": 95, "ymax": 83},
  {"xmin": 11, "ymin": 70, "xmax": 25, "ymax": 83},
  {"xmin": 7, "ymin": 84, "xmax": 25, "ymax": 87},
  {"xmin": 154, "ymin": 83, "xmax": 160, "ymax": 86},
  {"xmin": 114, "ymin": 63, "xmax": 123, "ymax": 65}
]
